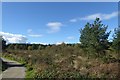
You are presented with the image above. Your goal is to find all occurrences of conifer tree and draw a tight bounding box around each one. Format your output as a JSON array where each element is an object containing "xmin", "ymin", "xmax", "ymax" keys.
[
  {"xmin": 80, "ymin": 18, "xmax": 110, "ymax": 56},
  {"xmin": 112, "ymin": 26, "xmax": 120, "ymax": 53}
]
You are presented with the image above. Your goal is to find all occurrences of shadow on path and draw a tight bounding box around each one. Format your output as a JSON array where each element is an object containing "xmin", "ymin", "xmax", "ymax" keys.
[
  {"xmin": 3, "ymin": 61, "xmax": 25, "ymax": 68},
  {"xmin": 2, "ymin": 58, "xmax": 25, "ymax": 72},
  {"xmin": 1, "ymin": 58, "xmax": 26, "ymax": 79}
]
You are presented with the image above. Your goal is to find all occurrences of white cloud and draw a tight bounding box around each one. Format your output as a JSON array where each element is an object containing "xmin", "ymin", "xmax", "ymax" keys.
[
  {"xmin": 80, "ymin": 11, "xmax": 118, "ymax": 20},
  {"xmin": 56, "ymin": 42, "xmax": 63, "ymax": 45},
  {"xmin": 28, "ymin": 34, "xmax": 43, "ymax": 37},
  {"xmin": 67, "ymin": 36, "xmax": 75, "ymax": 40},
  {"xmin": 69, "ymin": 11, "xmax": 118, "ymax": 22},
  {"xmin": 30, "ymin": 42, "xmax": 48, "ymax": 45},
  {"xmin": 0, "ymin": 32, "xmax": 27, "ymax": 43},
  {"xmin": 55, "ymin": 41, "xmax": 71, "ymax": 45},
  {"xmin": 69, "ymin": 19, "xmax": 77, "ymax": 22},
  {"xmin": 27, "ymin": 29, "xmax": 43, "ymax": 37},
  {"xmin": 46, "ymin": 22, "xmax": 63, "ymax": 33}
]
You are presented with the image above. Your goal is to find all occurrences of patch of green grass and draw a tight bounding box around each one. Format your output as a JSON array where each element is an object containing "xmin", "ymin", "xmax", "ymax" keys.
[
  {"xmin": 26, "ymin": 69, "xmax": 36, "ymax": 78},
  {"xmin": 25, "ymin": 63, "xmax": 39, "ymax": 78},
  {"xmin": 2, "ymin": 54, "xmax": 26, "ymax": 66}
]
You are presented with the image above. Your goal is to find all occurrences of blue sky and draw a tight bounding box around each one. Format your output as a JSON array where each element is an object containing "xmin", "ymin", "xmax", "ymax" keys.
[{"xmin": 1, "ymin": 2, "xmax": 118, "ymax": 44}]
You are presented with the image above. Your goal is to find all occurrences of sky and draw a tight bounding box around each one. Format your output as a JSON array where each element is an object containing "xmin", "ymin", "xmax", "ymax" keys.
[{"xmin": 1, "ymin": 2, "xmax": 118, "ymax": 44}]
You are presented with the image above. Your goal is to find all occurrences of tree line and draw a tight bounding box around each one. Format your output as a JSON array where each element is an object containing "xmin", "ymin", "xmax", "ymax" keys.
[{"xmin": 1, "ymin": 39, "xmax": 77, "ymax": 51}]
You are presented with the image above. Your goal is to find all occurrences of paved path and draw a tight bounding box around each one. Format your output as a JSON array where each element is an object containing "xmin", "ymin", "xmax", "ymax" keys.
[{"xmin": 0, "ymin": 58, "xmax": 26, "ymax": 79}]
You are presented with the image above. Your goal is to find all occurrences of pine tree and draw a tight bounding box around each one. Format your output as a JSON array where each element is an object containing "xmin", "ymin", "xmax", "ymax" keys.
[
  {"xmin": 80, "ymin": 18, "xmax": 110, "ymax": 56},
  {"xmin": 112, "ymin": 26, "xmax": 120, "ymax": 53}
]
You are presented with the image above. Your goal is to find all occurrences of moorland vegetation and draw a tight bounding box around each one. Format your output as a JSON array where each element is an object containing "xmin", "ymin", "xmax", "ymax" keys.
[{"xmin": 1, "ymin": 18, "xmax": 120, "ymax": 79}]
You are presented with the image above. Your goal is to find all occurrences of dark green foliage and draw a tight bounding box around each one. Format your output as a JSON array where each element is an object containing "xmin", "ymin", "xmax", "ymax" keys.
[
  {"xmin": 32, "ymin": 44, "xmax": 38, "ymax": 50},
  {"xmin": 6, "ymin": 43, "xmax": 46, "ymax": 50},
  {"xmin": 0, "ymin": 37, "xmax": 9, "ymax": 71},
  {"xmin": 7, "ymin": 44, "xmax": 14, "ymax": 50},
  {"xmin": 1, "ymin": 59, "xmax": 8, "ymax": 71},
  {"xmin": 0, "ymin": 36, "xmax": 6, "ymax": 51},
  {"xmin": 112, "ymin": 26, "xmax": 120, "ymax": 53},
  {"xmin": 80, "ymin": 18, "xmax": 110, "ymax": 56}
]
